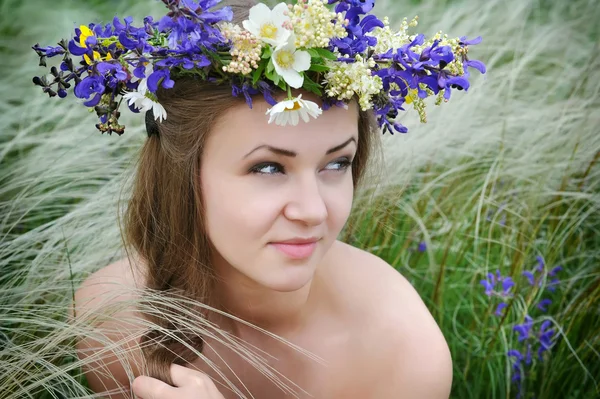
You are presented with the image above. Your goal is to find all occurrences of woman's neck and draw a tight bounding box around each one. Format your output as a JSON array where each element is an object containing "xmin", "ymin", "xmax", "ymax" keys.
[{"xmin": 210, "ymin": 261, "xmax": 326, "ymax": 339}]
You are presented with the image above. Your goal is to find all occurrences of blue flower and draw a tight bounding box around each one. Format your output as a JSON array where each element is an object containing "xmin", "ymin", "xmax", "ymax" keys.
[
  {"xmin": 537, "ymin": 320, "xmax": 555, "ymax": 359},
  {"xmin": 74, "ymin": 75, "xmax": 105, "ymax": 106},
  {"xmin": 513, "ymin": 315, "xmax": 534, "ymax": 341},
  {"xmin": 329, "ymin": 3, "xmax": 383, "ymax": 57},
  {"xmin": 417, "ymin": 241, "xmax": 427, "ymax": 252},
  {"xmin": 536, "ymin": 298, "xmax": 552, "ymax": 312},
  {"xmin": 480, "ymin": 270, "xmax": 514, "ymax": 297},
  {"xmin": 494, "ymin": 302, "xmax": 508, "ymax": 317},
  {"xmin": 96, "ymin": 62, "xmax": 128, "ymax": 82},
  {"xmin": 147, "ymin": 69, "xmax": 175, "ymax": 93}
]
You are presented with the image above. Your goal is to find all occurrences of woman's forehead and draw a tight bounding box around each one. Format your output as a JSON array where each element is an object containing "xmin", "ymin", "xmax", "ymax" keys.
[{"xmin": 207, "ymin": 99, "xmax": 359, "ymax": 155}]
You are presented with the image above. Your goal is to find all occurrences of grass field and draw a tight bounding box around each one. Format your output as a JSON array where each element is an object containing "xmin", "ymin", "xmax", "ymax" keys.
[{"xmin": 1, "ymin": 0, "xmax": 599, "ymax": 398}]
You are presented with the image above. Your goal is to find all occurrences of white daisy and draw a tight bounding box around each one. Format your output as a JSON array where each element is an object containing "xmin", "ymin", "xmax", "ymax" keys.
[
  {"xmin": 122, "ymin": 78, "xmax": 167, "ymax": 122},
  {"xmin": 265, "ymin": 95, "xmax": 323, "ymax": 126},
  {"xmin": 272, "ymin": 34, "xmax": 311, "ymax": 89},
  {"xmin": 242, "ymin": 3, "xmax": 291, "ymax": 47}
]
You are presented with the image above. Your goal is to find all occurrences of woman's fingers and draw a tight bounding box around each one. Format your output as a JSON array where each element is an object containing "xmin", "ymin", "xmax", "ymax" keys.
[
  {"xmin": 170, "ymin": 364, "xmax": 224, "ymax": 396},
  {"xmin": 131, "ymin": 375, "xmax": 176, "ymax": 399},
  {"xmin": 131, "ymin": 364, "xmax": 225, "ymax": 399}
]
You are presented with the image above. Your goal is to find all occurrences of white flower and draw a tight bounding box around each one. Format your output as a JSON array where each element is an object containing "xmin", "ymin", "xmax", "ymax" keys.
[
  {"xmin": 265, "ymin": 95, "xmax": 322, "ymax": 126},
  {"xmin": 242, "ymin": 3, "xmax": 291, "ymax": 47},
  {"xmin": 272, "ymin": 34, "xmax": 311, "ymax": 88},
  {"xmin": 122, "ymin": 78, "xmax": 167, "ymax": 123}
]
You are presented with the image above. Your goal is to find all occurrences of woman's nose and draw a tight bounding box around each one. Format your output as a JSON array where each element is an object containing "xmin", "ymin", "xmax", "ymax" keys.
[{"xmin": 283, "ymin": 175, "xmax": 328, "ymax": 226}]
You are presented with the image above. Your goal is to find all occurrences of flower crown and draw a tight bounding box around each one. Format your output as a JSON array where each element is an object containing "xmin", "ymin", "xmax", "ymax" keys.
[{"xmin": 31, "ymin": 0, "xmax": 486, "ymax": 136}]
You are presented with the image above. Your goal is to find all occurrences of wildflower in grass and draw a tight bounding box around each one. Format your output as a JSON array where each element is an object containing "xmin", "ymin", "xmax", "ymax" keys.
[
  {"xmin": 508, "ymin": 316, "xmax": 558, "ymax": 397},
  {"xmin": 480, "ymin": 270, "xmax": 514, "ymax": 317},
  {"xmin": 523, "ymin": 255, "xmax": 562, "ymax": 292},
  {"xmin": 417, "ymin": 241, "xmax": 426, "ymax": 252},
  {"xmin": 480, "ymin": 270, "xmax": 514, "ymax": 297},
  {"xmin": 495, "ymin": 302, "xmax": 508, "ymax": 317},
  {"xmin": 536, "ymin": 298, "xmax": 552, "ymax": 312}
]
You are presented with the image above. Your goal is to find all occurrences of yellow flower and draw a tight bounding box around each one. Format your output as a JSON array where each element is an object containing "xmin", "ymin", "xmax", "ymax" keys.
[
  {"xmin": 84, "ymin": 51, "xmax": 102, "ymax": 65},
  {"xmin": 79, "ymin": 25, "xmax": 94, "ymax": 47},
  {"xmin": 78, "ymin": 25, "xmax": 112, "ymax": 65}
]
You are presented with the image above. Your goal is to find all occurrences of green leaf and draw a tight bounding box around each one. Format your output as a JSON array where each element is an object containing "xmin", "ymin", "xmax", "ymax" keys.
[
  {"xmin": 308, "ymin": 64, "xmax": 330, "ymax": 73},
  {"xmin": 302, "ymin": 74, "xmax": 322, "ymax": 96},
  {"xmin": 314, "ymin": 48, "xmax": 337, "ymax": 60},
  {"xmin": 276, "ymin": 79, "xmax": 287, "ymax": 92},
  {"xmin": 306, "ymin": 48, "xmax": 320, "ymax": 58},
  {"xmin": 261, "ymin": 46, "xmax": 272, "ymax": 59},
  {"xmin": 252, "ymin": 61, "xmax": 266, "ymax": 85},
  {"xmin": 266, "ymin": 58, "xmax": 274, "ymax": 74}
]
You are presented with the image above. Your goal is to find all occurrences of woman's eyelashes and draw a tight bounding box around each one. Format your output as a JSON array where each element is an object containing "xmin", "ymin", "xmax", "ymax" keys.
[{"xmin": 249, "ymin": 157, "xmax": 353, "ymax": 176}]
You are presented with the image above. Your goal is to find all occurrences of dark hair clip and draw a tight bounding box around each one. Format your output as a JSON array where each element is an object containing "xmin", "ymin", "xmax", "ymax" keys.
[{"xmin": 145, "ymin": 109, "xmax": 160, "ymax": 138}]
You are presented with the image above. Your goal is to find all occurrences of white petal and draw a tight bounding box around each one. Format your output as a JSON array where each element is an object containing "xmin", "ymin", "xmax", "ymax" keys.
[
  {"xmin": 242, "ymin": 20, "xmax": 259, "ymax": 37},
  {"xmin": 153, "ymin": 102, "xmax": 167, "ymax": 122},
  {"xmin": 298, "ymin": 108, "xmax": 310, "ymax": 123},
  {"xmin": 275, "ymin": 111, "xmax": 288, "ymax": 126},
  {"xmin": 292, "ymin": 50, "xmax": 311, "ymax": 72},
  {"xmin": 271, "ymin": 3, "xmax": 290, "ymax": 24},
  {"xmin": 279, "ymin": 69, "xmax": 303, "ymax": 88},
  {"xmin": 248, "ymin": 3, "xmax": 272, "ymax": 27},
  {"xmin": 138, "ymin": 78, "xmax": 148, "ymax": 95},
  {"xmin": 290, "ymin": 110, "xmax": 300, "ymax": 125},
  {"xmin": 275, "ymin": 33, "xmax": 296, "ymax": 52}
]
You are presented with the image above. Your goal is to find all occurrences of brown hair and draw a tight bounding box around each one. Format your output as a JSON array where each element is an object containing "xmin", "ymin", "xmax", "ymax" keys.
[{"xmin": 122, "ymin": 0, "xmax": 382, "ymax": 386}]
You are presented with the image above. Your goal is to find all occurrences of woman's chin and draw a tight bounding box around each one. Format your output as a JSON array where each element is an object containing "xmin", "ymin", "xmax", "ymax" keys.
[{"xmin": 257, "ymin": 264, "xmax": 317, "ymax": 292}]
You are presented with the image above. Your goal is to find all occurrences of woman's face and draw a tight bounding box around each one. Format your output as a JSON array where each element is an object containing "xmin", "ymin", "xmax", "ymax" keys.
[{"xmin": 200, "ymin": 97, "xmax": 359, "ymax": 292}]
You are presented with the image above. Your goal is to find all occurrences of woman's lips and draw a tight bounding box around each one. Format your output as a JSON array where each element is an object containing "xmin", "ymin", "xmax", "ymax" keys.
[{"xmin": 269, "ymin": 241, "xmax": 318, "ymax": 259}]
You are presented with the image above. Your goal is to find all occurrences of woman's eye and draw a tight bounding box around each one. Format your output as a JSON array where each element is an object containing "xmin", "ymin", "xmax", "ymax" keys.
[
  {"xmin": 249, "ymin": 162, "xmax": 284, "ymax": 175},
  {"xmin": 324, "ymin": 157, "xmax": 353, "ymax": 172},
  {"xmin": 249, "ymin": 158, "xmax": 352, "ymax": 176}
]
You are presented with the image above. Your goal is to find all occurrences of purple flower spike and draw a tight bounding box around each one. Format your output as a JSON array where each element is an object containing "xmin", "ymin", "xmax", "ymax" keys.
[
  {"xmin": 513, "ymin": 315, "xmax": 534, "ymax": 342},
  {"xmin": 535, "ymin": 255, "xmax": 545, "ymax": 271},
  {"xmin": 537, "ymin": 320, "xmax": 555, "ymax": 359},
  {"xmin": 501, "ymin": 277, "xmax": 515, "ymax": 296},
  {"xmin": 523, "ymin": 270, "xmax": 535, "ymax": 286},
  {"xmin": 537, "ymin": 298, "xmax": 552, "ymax": 312},
  {"xmin": 549, "ymin": 266, "xmax": 562, "ymax": 277},
  {"xmin": 494, "ymin": 302, "xmax": 508, "ymax": 317}
]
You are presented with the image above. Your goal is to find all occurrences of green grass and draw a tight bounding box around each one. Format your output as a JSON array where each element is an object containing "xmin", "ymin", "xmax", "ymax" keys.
[{"xmin": 1, "ymin": 0, "xmax": 599, "ymax": 398}]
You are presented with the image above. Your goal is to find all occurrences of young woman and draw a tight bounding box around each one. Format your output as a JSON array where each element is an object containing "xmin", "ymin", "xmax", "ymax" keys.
[{"xmin": 32, "ymin": 0, "xmax": 485, "ymax": 397}]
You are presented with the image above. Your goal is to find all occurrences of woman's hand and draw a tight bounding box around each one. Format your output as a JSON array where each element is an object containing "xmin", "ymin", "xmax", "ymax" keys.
[{"xmin": 132, "ymin": 364, "xmax": 225, "ymax": 399}]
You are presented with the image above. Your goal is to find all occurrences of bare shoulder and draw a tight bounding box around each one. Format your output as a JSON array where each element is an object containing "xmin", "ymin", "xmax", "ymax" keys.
[
  {"xmin": 70, "ymin": 256, "xmax": 148, "ymax": 399},
  {"xmin": 329, "ymin": 241, "xmax": 453, "ymax": 398}
]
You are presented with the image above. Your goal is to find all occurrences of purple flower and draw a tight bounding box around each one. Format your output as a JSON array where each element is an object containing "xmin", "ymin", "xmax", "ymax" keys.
[
  {"xmin": 74, "ymin": 75, "xmax": 105, "ymax": 103},
  {"xmin": 147, "ymin": 69, "xmax": 175, "ymax": 93},
  {"xmin": 523, "ymin": 257, "xmax": 562, "ymax": 292},
  {"xmin": 96, "ymin": 62, "xmax": 128, "ymax": 81},
  {"xmin": 513, "ymin": 315, "xmax": 534, "ymax": 341},
  {"xmin": 417, "ymin": 241, "xmax": 427, "ymax": 253},
  {"xmin": 537, "ymin": 320, "xmax": 555, "ymax": 359},
  {"xmin": 536, "ymin": 298, "xmax": 552, "ymax": 312},
  {"xmin": 480, "ymin": 270, "xmax": 514, "ymax": 297},
  {"xmin": 494, "ymin": 302, "xmax": 508, "ymax": 317}
]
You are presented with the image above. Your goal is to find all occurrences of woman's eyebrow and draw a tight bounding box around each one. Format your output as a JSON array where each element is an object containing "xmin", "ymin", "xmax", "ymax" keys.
[{"xmin": 243, "ymin": 136, "xmax": 357, "ymax": 159}]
